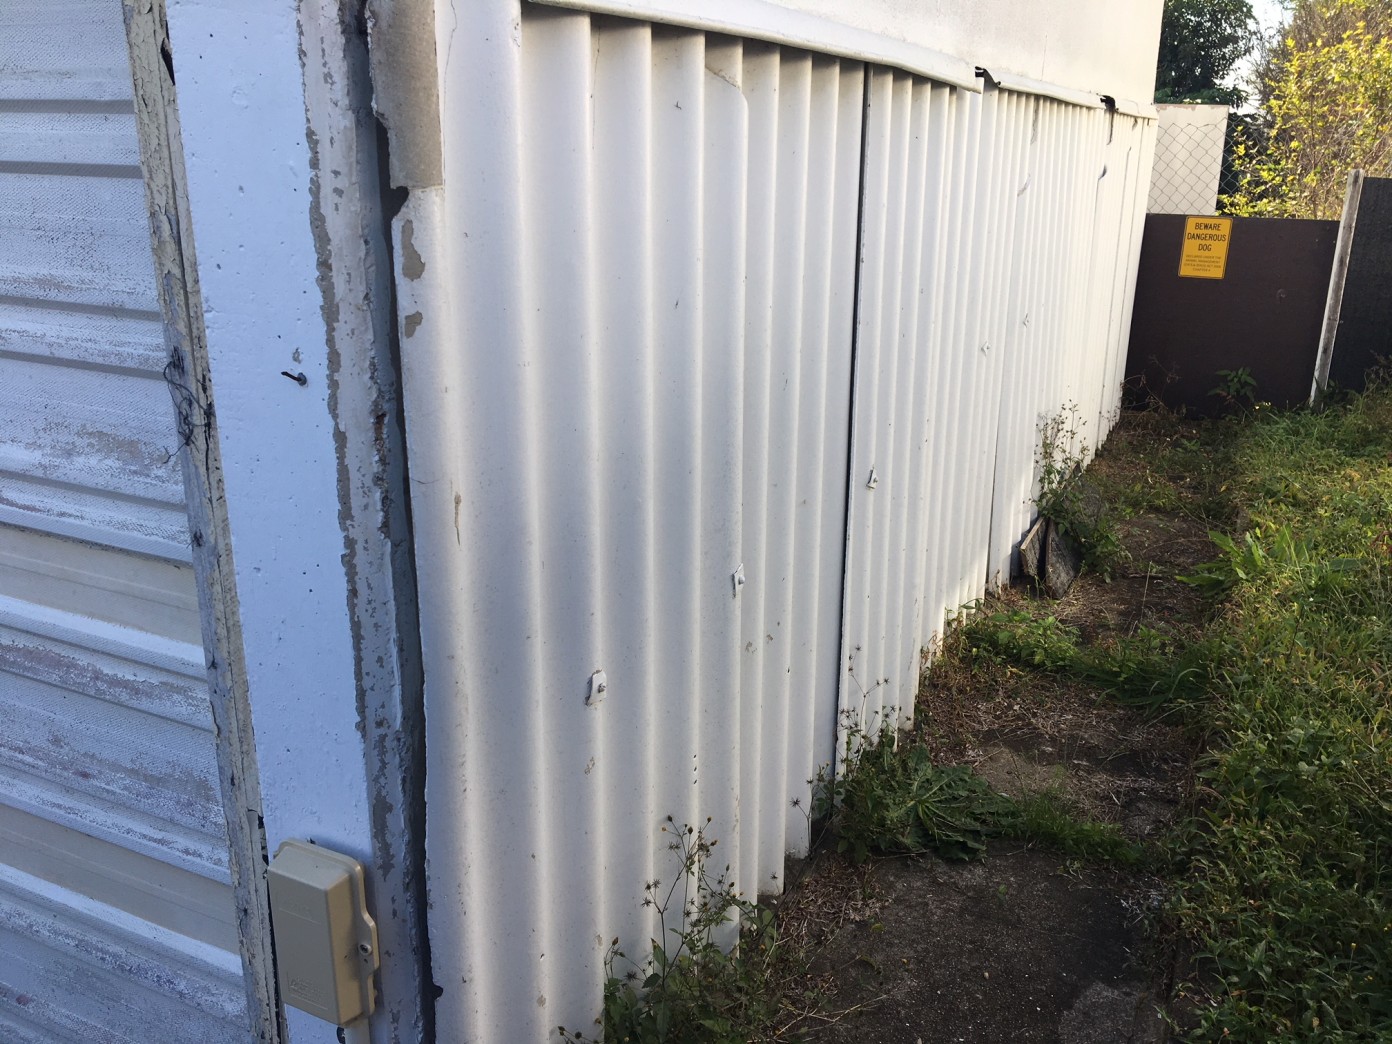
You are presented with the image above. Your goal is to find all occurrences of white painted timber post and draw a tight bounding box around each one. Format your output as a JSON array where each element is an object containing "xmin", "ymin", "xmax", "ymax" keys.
[
  {"xmin": 123, "ymin": 3, "xmax": 284, "ymax": 1039},
  {"xmin": 155, "ymin": 0, "xmax": 429, "ymax": 1040}
]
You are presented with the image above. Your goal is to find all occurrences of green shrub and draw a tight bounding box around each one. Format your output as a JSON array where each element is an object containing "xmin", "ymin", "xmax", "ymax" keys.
[{"xmin": 815, "ymin": 720, "xmax": 1009, "ymax": 863}]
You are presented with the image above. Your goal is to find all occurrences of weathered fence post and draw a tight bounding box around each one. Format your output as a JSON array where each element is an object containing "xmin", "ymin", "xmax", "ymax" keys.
[{"xmin": 1310, "ymin": 168, "xmax": 1365, "ymax": 405}]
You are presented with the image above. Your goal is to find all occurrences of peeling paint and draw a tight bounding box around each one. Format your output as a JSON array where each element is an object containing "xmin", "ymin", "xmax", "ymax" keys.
[
  {"xmin": 400, "ymin": 218, "xmax": 425, "ymax": 280},
  {"xmin": 297, "ymin": 1, "xmax": 432, "ymax": 1039},
  {"xmin": 364, "ymin": 0, "xmax": 444, "ymax": 190},
  {"xmin": 121, "ymin": 1, "xmax": 282, "ymax": 1040},
  {"xmin": 403, "ymin": 310, "xmax": 423, "ymax": 337},
  {"xmin": 0, "ymin": 885, "xmax": 247, "ymax": 1033},
  {"xmin": 704, "ymin": 62, "xmax": 741, "ymax": 91}
]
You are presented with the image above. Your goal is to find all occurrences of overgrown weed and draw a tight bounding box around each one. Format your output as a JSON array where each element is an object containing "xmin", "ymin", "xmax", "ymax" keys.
[
  {"xmin": 935, "ymin": 383, "xmax": 1392, "ymax": 1035},
  {"xmin": 816, "ymin": 716, "xmax": 1144, "ymax": 868},
  {"xmin": 1036, "ymin": 405, "xmax": 1127, "ymax": 577},
  {"xmin": 1165, "ymin": 381, "xmax": 1392, "ymax": 1039},
  {"xmin": 816, "ymin": 718, "xmax": 1010, "ymax": 863},
  {"xmin": 1084, "ymin": 407, "xmax": 1237, "ymax": 529},
  {"xmin": 559, "ymin": 818, "xmax": 814, "ymax": 1044}
]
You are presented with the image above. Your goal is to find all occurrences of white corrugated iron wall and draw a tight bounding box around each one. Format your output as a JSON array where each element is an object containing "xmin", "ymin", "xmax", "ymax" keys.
[
  {"xmin": 985, "ymin": 100, "xmax": 1155, "ymax": 595},
  {"xmin": 840, "ymin": 81, "xmax": 1156, "ymax": 752},
  {"xmin": 0, "ymin": 1, "xmax": 248, "ymax": 1040},
  {"xmin": 400, "ymin": 9, "xmax": 865, "ymax": 1039},
  {"xmin": 395, "ymin": 3, "xmax": 1153, "ymax": 1038}
]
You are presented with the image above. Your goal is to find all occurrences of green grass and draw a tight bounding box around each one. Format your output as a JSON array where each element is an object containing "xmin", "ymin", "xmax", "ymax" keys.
[
  {"xmin": 1087, "ymin": 409, "xmax": 1238, "ymax": 528},
  {"xmin": 962, "ymin": 609, "xmax": 1212, "ymax": 711},
  {"xmin": 934, "ymin": 383, "xmax": 1392, "ymax": 1038},
  {"xmin": 818, "ymin": 719, "xmax": 1144, "ymax": 868},
  {"xmin": 1001, "ymin": 787, "xmax": 1147, "ymax": 866},
  {"xmin": 1165, "ymin": 384, "xmax": 1392, "ymax": 1040}
]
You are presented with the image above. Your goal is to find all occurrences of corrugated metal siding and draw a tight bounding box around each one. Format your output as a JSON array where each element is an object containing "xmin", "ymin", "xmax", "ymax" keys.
[
  {"xmin": 404, "ymin": 9, "xmax": 863, "ymax": 1040},
  {"xmin": 842, "ymin": 81, "xmax": 1157, "ymax": 732},
  {"xmin": 985, "ymin": 100, "xmax": 1156, "ymax": 592},
  {"xmin": 0, "ymin": 0, "xmax": 187, "ymax": 557},
  {"xmin": 0, "ymin": 1, "xmax": 248, "ymax": 1039},
  {"xmin": 403, "ymin": 3, "xmax": 1153, "ymax": 1038}
]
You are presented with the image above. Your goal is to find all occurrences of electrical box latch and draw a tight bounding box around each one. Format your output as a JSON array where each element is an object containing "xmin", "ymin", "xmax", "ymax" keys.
[{"xmin": 267, "ymin": 839, "xmax": 379, "ymax": 1027}]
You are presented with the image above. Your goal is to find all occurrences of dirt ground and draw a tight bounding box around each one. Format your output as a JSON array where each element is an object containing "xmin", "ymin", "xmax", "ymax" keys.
[
  {"xmin": 775, "ymin": 417, "xmax": 1216, "ymax": 1044},
  {"xmin": 802, "ymin": 848, "xmax": 1169, "ymax": 1044}
]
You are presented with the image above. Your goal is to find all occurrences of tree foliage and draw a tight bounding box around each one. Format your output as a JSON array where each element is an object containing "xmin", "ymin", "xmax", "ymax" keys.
[
  {"xmin": 1224, "ymin": 0, "xmax": 1392, "ymax": 217},
  {"xmin": 1155, "ymin": 0, "xmax": 1259, "ymax": 103}
]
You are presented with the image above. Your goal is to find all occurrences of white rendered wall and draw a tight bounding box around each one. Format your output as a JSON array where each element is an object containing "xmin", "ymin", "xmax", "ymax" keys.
[{"xmin": 772, "ymin": 0, "xmax": 1164, "ymax": 103}]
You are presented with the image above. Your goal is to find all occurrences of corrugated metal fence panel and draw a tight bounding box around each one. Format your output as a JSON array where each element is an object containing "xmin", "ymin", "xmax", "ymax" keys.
[
  {"xmin": 0, "ymin": 1, "xmax": 248, "ymax": 1040},
  {"xmin": 407, "ymin": 7, "xmax": 863, "ymax": 1039},
  {"xmin": 840, "ymin": 86, "xmax": 1154, "ymax": 735}
]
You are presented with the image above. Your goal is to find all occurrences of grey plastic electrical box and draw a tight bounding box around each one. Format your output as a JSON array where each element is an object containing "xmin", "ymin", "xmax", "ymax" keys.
[{"xmin": 267, "ymin": 839, "xmax": 379, "ymax": 1026}]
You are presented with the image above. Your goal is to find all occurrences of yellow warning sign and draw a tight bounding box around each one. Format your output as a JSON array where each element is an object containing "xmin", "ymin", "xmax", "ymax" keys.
[{"xmin": 1178, "ymin": 216, "xmax": 1232, "ymax": 279}]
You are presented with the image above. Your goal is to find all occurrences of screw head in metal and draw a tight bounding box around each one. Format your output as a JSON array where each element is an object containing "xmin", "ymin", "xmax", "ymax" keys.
[{"xmin": 587, "ymin": 669, "xmax": 608, "ymax": 706}]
